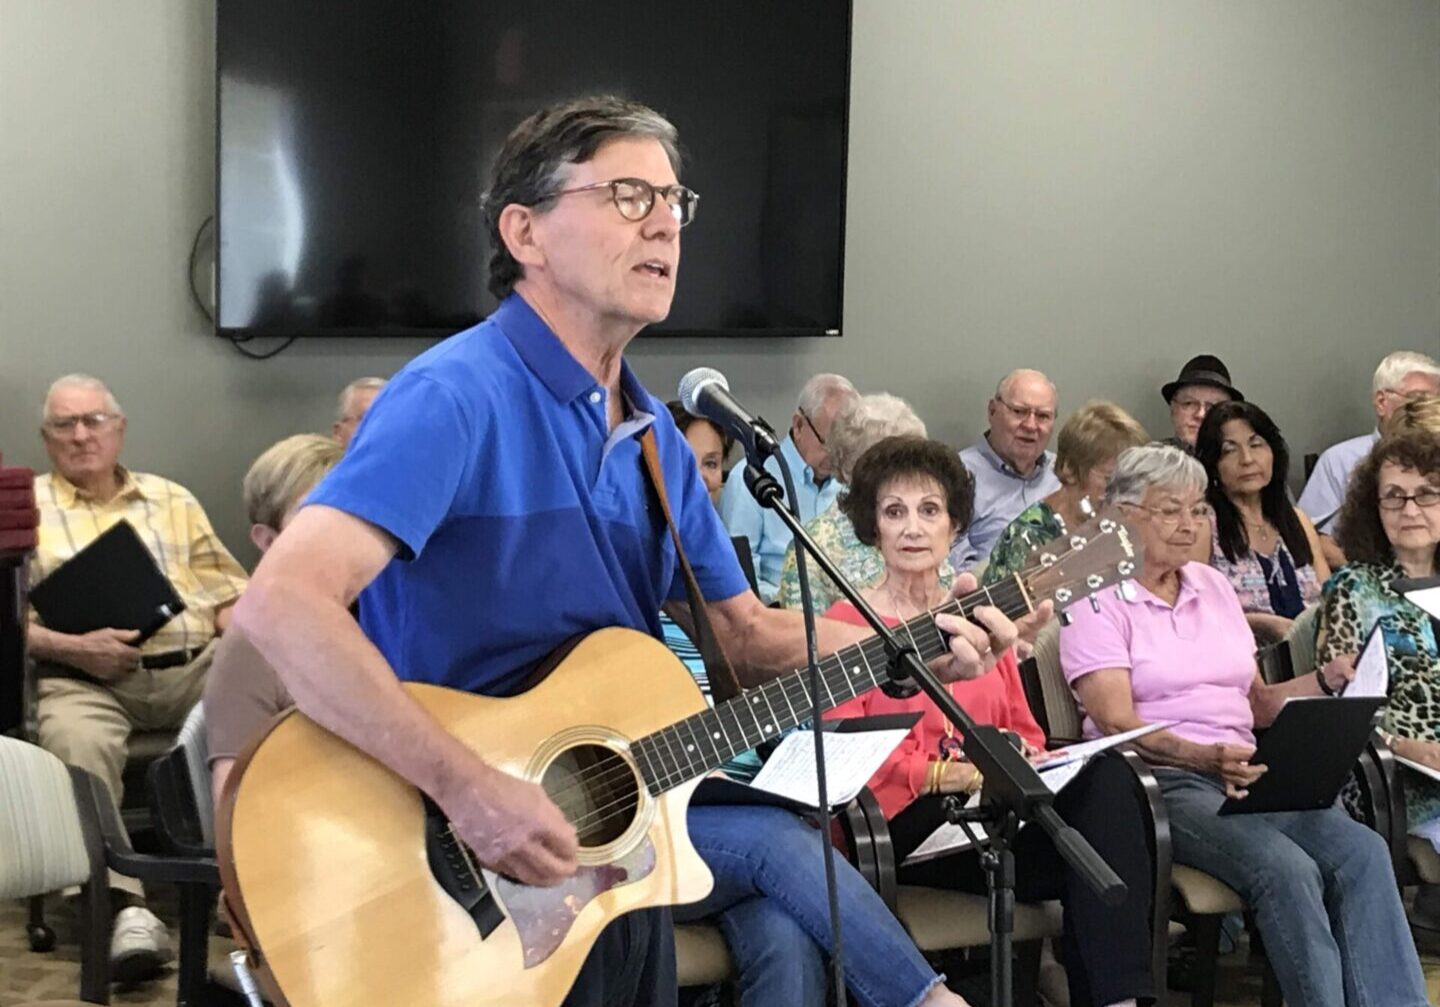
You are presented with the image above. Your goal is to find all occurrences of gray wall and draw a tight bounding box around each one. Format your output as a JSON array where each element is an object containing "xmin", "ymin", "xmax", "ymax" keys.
[{"xmin": 2, "ymin": 1, "xmax": 1437, "ymax": 565}]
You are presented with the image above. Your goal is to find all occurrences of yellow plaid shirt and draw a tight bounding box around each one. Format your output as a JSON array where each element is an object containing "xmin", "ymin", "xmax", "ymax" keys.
[{"xmin": 29, "ymin": 467, "xmax": 248, "ymax": 656}]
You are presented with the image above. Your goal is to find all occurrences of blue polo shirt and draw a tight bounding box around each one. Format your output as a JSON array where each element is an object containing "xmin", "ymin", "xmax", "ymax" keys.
[{"xmin": 306, "ymin": 294, "xmax": 751, "ymax": 697}]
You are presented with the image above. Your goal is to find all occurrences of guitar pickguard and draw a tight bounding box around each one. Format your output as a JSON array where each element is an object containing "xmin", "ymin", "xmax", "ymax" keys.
[{"xmin": 493, "ymin": 837, "xmax": 657, "ymax": 968}]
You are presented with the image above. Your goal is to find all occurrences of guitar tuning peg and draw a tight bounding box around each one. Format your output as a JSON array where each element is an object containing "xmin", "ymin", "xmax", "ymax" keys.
[
  {"xmin": 1088, "ymin": 595, "xmax": 1101, "ymax": 613},
  {"xmin": 1058, "ymin": 610, "xmax": 1073, "ymax": 627}
]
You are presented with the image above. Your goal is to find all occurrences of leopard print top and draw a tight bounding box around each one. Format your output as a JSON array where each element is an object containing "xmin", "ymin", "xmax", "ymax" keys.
[{"xmin": 1319, "ymin": 562, "xmax": 1440, "ymax": 827}]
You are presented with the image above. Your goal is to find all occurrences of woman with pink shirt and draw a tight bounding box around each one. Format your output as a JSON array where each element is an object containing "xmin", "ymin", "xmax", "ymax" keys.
[
  {"xmin": 1061, "ymin": 444, "xmax": 1429, "ymax": 1007},
  {"xmin": 825, "ymin": 436, "xmax": 1158, "ymax": 1007}
]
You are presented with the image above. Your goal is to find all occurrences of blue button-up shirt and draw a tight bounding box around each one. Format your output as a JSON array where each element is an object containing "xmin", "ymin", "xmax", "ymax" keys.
[
  {"xmin": 307, "ymin": 294, "xmax": 751, "ymax": 697},
  {"xmin": 1298, "ymin": 430, "xmax": 1381, "ymax": 534},
  {"xmin": 719, "ymin": 435, "xmax": 841, "ymax": 603},
  {"xmin": 950, "ymin": 435, "xmax": 1061, "ymax": 572}
]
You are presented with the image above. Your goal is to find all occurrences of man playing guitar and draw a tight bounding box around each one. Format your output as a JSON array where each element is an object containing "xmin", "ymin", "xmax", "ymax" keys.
[{"xmin": 229, "ymin": 95, "xmax": 1033, "ymax": 1005}]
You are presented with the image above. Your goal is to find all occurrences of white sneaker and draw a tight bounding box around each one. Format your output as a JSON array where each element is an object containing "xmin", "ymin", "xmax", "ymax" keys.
[{"xmin": 109, "ymin": 905, "xmax": 173, "ymax": 984}]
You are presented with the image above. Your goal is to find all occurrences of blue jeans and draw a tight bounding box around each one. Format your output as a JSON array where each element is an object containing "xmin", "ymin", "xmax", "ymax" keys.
[
  {"xmin": 676, "ymin": 805, "xmax": 942, "ymax": 1007},
  {"xmin": 1157, "ymin": 768, "xmax": 1428, "ymax": 1007}
]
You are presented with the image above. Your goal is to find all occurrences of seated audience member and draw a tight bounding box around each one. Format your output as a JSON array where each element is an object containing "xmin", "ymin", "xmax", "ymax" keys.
[
  {"xmin": 1060, "ymin": 443, "xmax": 1429, "ymax": 1007},
  {"xmin": 27, "ymin": 374, "xmax": 248, "ymax": 982},
  {"xmin": 1316, "ymin": 434, "xmax": 1440, "ymax": 830},
  {"xmin": 205, "ymin": 434, "xmax": 345, "ymax": 802},
  {"xmin": 776, "ymin": 392, "xmax": 952, "ymax": 613},
  {"xmin": 950, "ymin": 369, "xmax": 1061, "ymax": 572},
  {"xmin": 983, "ymin": 401, "xmax": 1149, "ymax": 587},
  {"xmin": 1384, "ymin": 391, "xmax": 1440, "ymax": 438},
  {"xmin": 666, "ymin": 400, "xmax": 732, "ymax": 506},
  {"xmin": 1299, "ymin": 350, "xmax": 1440, "ymax": 568},
  {"xmin": 209, "ymin": 419, "xmax": 971, "ymax": 1007},
  {"xmin": 332, "ymin": 376, "xmax": 387, "ymax": 447},
  {"xmin": 1194, "ymin": 401, "xmax": 1329, "ymax": 642},
  {"xmin": 823, "ymin": 437, "xmax": 1152, "ymax": 1007},
  {"xmin": 720, "ymin": 373, "xmax": 858, "ymax": 602},
  {"xmin": 1159, "ymin": 354, "xmax": 1242, "ymax": 453}
]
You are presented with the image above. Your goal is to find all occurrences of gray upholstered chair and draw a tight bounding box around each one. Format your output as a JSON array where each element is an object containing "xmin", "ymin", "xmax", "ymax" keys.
[{"xmin": 0, "ymin": 735, "xmax": 113, "ymax": 1003}]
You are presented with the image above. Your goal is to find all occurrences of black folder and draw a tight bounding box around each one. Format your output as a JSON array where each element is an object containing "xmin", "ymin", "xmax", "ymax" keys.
[
  {"xmin": 1217, "ymin": 696, "xmax": 1385, "ymax": 816},
  {"xmin": 29, "ymin": 520, "xmax": 186, "ymax": 644}
]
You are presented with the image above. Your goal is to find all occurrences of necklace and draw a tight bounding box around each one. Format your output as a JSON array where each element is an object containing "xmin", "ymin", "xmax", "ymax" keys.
[{"xmin": 883, "ymin": 578, "xmax": 942, "ymax": 623}]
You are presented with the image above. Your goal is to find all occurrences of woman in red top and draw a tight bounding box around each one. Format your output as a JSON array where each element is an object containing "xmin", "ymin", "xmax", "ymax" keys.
[{"xmin": 824, "ymin": 436, "xmax": 1157, "ymax": 1007}]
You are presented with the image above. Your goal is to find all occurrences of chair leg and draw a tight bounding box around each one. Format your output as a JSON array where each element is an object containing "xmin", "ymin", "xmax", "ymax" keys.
[
  {"xmin": 26, "ymin": 893, "xmax": 55, "ymax": 951},
  {"xmin": 1186, "ymin": 914, "xmax": 1221, "ymax": 1007},
  {"xmin": 1260, "ymin": 958, "xmax": 1283, "ymax": 1007},
  {"xmin": 1014, "ymin": 939, "xmax": 1042, "ymax": 1007},
  {"xmin": 176, "ymin": 883, "xmax": 217, "ymax": 1007},
  {"xmin": 78, "ymin": 879, "xmax": 111, "ymax": 1004}
]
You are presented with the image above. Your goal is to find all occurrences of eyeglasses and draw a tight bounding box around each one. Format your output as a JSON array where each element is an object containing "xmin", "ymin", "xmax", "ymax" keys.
[
  {"xmin": 43, "ymin": 411, "xmax": 120, "ymax": 433},
  {"xmin": 1378, "ymin": 488, "xmax": 1440, "ymax": 511},
  {"xmin": 993, "ymin": 398, "xmax": 1056, "ymax": 425},
  {"xmin": 542, "ymin": 177, "xmax": 699, "ymax": 227},
  {"xmin": 798, "ymin": 408, "xmax": 826, "ymax": 446},
  {"xmin": 1124, "ymin": 501, "xmax": 1212, "ymax": 528},
  {"xmin": 1172, "ymin": 397, "xmax": 1221, "ymax": 415}
]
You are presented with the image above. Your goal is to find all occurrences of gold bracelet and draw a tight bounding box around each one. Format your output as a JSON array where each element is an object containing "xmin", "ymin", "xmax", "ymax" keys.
[{"xmin": 927, "ymin": 760, "xmax": 944, "ymax": 795}]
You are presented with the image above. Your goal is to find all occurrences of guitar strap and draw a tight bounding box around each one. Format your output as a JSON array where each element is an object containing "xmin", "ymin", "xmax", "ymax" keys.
[{"xmin": 640, "ymin": 428, "xmax": 743, "ymax": 703}]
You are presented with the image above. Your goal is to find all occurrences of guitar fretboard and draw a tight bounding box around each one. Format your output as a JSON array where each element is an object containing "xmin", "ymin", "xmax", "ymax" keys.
[{"xmin": 629, "ymin": 575, "xmax": 1033, "ymax": 795}]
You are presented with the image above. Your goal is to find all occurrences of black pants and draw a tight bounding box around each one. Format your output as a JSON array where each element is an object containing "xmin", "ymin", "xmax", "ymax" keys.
[
  {"xmin": 562, "ymin": 907, "xmax": 677, "ymax": 1007},
  {"xmin": 891, "ymin": 755, "xmax": 1155, "ymax": 1007}
]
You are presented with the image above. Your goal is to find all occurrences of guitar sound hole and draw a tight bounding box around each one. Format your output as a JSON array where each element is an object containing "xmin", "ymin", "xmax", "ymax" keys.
[{"xmin": 541, "ymin": 744, "xmax": 639, "ymax": 848}]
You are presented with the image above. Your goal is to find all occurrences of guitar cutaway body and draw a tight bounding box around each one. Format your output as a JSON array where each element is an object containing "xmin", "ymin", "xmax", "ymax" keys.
[{"xmin": 222, "ymin": 628, "xmax": 714, "ymax": 1007}]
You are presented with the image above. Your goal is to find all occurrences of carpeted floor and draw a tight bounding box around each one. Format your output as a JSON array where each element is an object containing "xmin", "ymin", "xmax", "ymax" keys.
[{"xmin": 6, "ymin": 892, "xmax": 1440, "ymax": 1007}]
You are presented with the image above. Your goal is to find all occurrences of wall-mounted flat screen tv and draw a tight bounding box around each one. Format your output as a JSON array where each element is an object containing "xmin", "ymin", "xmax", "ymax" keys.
[{"xmin": 216, "ymin": 1, "xmax": 851, "ymax": 339}]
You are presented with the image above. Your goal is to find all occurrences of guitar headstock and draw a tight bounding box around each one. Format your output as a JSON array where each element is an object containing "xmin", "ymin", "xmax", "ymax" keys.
[{"xmin": 1017, "ymin": 509, "xmax": 1143, "ymax": 620}]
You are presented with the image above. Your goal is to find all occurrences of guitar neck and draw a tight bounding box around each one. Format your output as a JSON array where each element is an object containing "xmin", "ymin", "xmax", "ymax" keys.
[{"xmin": 630, "ymin": 575, "xmax": 1035, "ymax": 796}]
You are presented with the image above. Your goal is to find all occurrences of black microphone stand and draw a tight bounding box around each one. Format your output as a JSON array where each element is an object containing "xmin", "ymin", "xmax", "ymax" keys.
[
  {"xmin": 741, "ymin": 431, "xmax": 849, "ymax": 1005},
  {"xmin": 743, "ymin": 460, "xmax": 1127, "ymax": 1007}
]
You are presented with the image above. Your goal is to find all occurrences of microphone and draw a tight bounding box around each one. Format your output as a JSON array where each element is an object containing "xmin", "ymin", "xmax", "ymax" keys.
[{"xmin": 677, "ymin": 367, "xmax": 783, "ymax": 465}]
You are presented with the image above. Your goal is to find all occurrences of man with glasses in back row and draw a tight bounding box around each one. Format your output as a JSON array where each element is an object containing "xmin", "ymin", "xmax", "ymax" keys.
[
  {"xmin": 719, "ymin": 372, "xmax": 858, "ymax": 602},
  {"xmin": 26, "ymin": 373, "xmax": 248, "ymax": 984},
  {"xmin": 949, "ymin": 368, "xmax": 1061, "ymax": 572}
]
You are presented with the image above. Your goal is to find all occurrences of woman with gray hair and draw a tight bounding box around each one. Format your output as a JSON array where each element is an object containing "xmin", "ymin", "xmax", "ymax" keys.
[
  {"xmin": 1060, "ymin": 445, "xmax": 1429, "ymax": 1007},
  {"xmin": 775, "ymin": 393, "xmax": 954, "ymax": 612}
]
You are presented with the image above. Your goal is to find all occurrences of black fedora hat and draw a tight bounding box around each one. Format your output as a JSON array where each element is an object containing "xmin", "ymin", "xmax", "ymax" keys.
[{"xmin": 1162, "ymin": 354, "xmax": 1244, "ymax": 403}]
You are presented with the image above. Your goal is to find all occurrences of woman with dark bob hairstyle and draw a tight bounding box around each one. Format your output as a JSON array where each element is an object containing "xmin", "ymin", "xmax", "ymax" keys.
[
  {"xmin": 1194, "ymin": 401, "xmax": 1329, "ymax": 641},
  {"xmin": 1319, "ymin": 434, "xmax": 1440, "ymax": 833},
  {"xmin": 824, "ymin": 436, "xmax": 1159, "ymax": 1007}
]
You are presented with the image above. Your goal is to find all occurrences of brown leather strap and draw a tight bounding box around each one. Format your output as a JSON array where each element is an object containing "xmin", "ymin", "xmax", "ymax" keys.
[{"xmin": 640, "ymin": 429, "xmax": 742, "ymax": 702}]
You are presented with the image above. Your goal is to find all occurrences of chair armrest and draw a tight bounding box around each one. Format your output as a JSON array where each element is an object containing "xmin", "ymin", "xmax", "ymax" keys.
[
  {"xmin": 1359, "ymin": 734, "xmax": 1412, "ymax": 883},
  {"xmin": 71, "ymin": 765, "xmax": 221, "ymax": 886},
  {"xmin": 837, "ymin": 786, "xmax": 898, "ymax": 914},
  {"xmin": 147, "ymin": 747, "xmax": 216, "ymax": 859},
  {"xmin": 1104, "ymin": 749, "xmax": 1172, "ymax": 995}
]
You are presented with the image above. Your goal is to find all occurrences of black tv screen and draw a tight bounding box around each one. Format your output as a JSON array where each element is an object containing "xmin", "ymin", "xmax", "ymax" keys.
[{"xmin": 216, "ymin": 1, "xmax": 851, "ymax": 339}]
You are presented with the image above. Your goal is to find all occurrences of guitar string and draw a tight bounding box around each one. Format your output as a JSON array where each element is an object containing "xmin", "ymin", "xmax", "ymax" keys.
[
  {"xmin": 474, "ymin": 529, "xmax": 1121, "ymax": 837},
  {"xmin": 547, "ymin": 527, "xmax": 1135, "ymax": 837},
  {"xmin": 531, "ymin": 578, "xmax": 1035, "ymax": 819},
  {"xmin": 547, "ymin": 583, "xmax": 1045, "ymax": 835},
  {"xmin": 534, "ymin": 535, "xmax": 1121, "ymax": 831}
]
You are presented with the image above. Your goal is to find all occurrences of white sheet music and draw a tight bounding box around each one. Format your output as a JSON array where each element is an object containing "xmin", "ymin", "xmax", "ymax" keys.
[
  {"xmin": 903, "ymin": 723, "xmax": 1172, "ymax": 865},
  {"xmin": 1403, "ymin": 585, "xmax": 1440, "ymax": 621},
  {"xmin": 1344, "ymin": 624, "xmax": 1389, "ymax": 699},
  {"xmin": 747, "ymin": 728, "xmax": 912, "ymax": 809}
]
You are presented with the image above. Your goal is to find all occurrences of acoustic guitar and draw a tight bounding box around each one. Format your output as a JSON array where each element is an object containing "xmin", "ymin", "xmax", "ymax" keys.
[{"xmin": 219, "ymin": 512, "xmax": 1140, "ymax": 1007}]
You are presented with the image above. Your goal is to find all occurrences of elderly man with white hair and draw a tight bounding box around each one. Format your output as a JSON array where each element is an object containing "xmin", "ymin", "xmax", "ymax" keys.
[
  {"xmin": 949, "ymin": 368, "xmax": 1061, "ymax": 572},
  {"xmin": 332, "ymin": 376, "xmax": 388, "ymax": 447},
  {"xmin": 720, "ymin": 372, "xmax": 858, "ymax": 602},
  {"xmin": 26, "ymin": 374, "xmax": 248, "ymax": 983},
  {"xmin": 1299, "ymin": 350, "xmax": 1440, "ymax": 567},
  {"xmin": 775, "ymin": 392, "xmax": 954, "ymax": 614}
]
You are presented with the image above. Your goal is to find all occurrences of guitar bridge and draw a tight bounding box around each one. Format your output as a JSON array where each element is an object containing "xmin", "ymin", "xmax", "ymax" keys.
[{"xmin": 423, "ymin": 795, "xmax": 505, "ymax": 939}]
